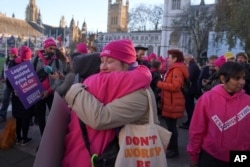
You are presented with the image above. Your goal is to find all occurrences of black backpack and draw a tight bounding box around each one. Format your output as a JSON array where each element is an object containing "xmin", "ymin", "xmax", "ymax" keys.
[{"xmin": 182, "ymin": 79, "xmax": 191, "ymax": 95}]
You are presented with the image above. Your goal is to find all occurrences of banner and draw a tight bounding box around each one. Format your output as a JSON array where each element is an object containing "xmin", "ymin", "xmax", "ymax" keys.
[{"xmin": 5, "ymin": 61, "xmax": 44, "ymax": 109}]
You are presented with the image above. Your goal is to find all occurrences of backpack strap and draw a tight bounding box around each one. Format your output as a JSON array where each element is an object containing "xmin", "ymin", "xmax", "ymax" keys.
[
  {"xmin": 33, "ymin": 52, "xmax": 60, "ymax": 71},
  {"xmin": 79, "ymin": 119, "xmax": 92, "ymax": 156},
  {"xmin": 33, "ymin": 56, "xmax": 39, "ymax": 71}
]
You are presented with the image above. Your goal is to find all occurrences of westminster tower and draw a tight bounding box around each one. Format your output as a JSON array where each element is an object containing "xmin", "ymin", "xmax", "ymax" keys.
[{"xmin": 107, "ymin": 0, "xmax": 129, "ymax": 32}]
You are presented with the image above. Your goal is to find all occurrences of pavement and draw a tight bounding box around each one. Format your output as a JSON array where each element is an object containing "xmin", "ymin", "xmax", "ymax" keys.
[{"xmin": 0, "ymin": 105, "xmax": 190, "ymax": 167}]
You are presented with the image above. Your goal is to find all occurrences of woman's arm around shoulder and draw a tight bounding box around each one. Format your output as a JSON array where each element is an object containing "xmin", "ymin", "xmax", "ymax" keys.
[{"xmin": 65, "ymin": 84, "xmax": 151, "ymax": 130}]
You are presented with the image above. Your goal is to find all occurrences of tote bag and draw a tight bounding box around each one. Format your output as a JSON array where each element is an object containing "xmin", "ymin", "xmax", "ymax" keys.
[
  {"xmin": 115, "ymin": 89, "xmax": 171, "ymax": 167},
  {"xmin": 0, "ymin": 117, "xmax": 16, "ymax": 150}
]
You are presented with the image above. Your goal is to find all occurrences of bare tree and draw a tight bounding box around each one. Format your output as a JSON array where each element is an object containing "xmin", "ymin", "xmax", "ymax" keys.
[
  {"xmin": 172, "ymin": 4, "xmax": 215, "ymax": 61},
  {"xmin": 128, "ymin": 3, "xmax": 163, "ymax": 31},
  {"xmin": 148, "ymin": 5, "xmax": 163, "ymax": 30}
]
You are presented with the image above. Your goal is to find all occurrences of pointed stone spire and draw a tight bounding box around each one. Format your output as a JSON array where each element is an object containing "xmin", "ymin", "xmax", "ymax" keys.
[{"xmin": 200, "ymin": 0, "xmax": 205, "ymax": 5}]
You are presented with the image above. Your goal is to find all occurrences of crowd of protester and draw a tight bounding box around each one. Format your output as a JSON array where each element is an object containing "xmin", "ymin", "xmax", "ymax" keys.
[{"xmin": 1, "ymin": 38, "xmax": 250, "ymax": 167}]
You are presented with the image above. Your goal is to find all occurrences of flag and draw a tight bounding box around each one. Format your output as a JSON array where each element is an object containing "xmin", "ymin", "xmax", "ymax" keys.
[
  {"xmin": 0, "ymin": 33, "xmax": 4, "ymax": 44},
  {"xmin": 56, "ymin": 34, "xmax": 63, "ymax": 47}
]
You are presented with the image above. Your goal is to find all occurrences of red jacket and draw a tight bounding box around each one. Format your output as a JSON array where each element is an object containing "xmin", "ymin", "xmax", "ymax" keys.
[{"xmin": 157, "ymin": 62, "xmax": 189, "ymax": 119}]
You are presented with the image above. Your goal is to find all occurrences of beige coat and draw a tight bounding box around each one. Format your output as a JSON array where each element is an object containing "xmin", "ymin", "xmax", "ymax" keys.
[{"xmin": 65, "ymin": 83, "xmax": 160, "ymax": 130}]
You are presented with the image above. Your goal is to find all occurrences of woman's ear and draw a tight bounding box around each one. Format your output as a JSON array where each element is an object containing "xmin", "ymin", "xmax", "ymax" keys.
[{"xmin": 220, "ymin": 75, "xmax": 225, "ymax": 84}]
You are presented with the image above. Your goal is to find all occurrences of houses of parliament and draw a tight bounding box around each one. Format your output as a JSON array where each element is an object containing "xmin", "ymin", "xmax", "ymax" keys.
[
  {"xmin": 1, "ymin": 0, "xmax": 217, "ymax": 57},
  {"xmin": 0, "ymin": 0, "xmax": 129, "ymax": 53}
]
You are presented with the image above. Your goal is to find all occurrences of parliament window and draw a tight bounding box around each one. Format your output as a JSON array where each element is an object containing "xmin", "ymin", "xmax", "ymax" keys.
[{"xmin": 172, "ymin": 0, "xmax": 181, "ymax": 10}]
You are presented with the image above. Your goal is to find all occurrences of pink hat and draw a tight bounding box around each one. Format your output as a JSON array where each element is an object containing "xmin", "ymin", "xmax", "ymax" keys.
[
  {"xmin": 214, "ymin": 56, "xmax": 226, "ymax": 68},
  {"xmin": 8, "ymin": 48, "xmax": 18, "ymax": 57},
  {"xmin": 100, "ymin": 39, "xmax": 136, "ymax": 64},
  {"xmin": 43, "ymin": 38, "xmax": 57, "ymax": 49},
  {"xmin": 148, "ymin": 53, "xmax": 157, "ymax": 60},
  {"xmin": 20, "ymin": 46, "xmax": 32, "ymax": 60},
  {"xmin": 76, "ymin": 43, "xmax": 88, "ymax": 54}
]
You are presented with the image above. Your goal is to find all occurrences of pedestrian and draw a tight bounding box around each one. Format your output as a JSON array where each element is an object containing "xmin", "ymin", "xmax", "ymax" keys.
[
  {"xmin": 180, "ymin": 54, "xmax": 200, "ymax": 129},
  {"xmin": 188, "ymin": 62, "xmax": 250, "ymax": 167},
  {"xmin": 197, "ymin": 55, "xmax": 218, "ymax": 98},
  {"xmin": 75, "ymin": 42, "xmax": 88, "ymax": 54},
  {"xmin": 157, "ymin": 49, "xmax": 189, "ymax": 158},
  {"xmin": 63, "ymin": 39, "xmax": 162, "ymax": 167},
  {"xmin": 236, "ymin": 52, "xmax": 250, "ymax": 95},
  {"xmin": 150, "ymin": 60, "xmax": 162, "ymax": 114},
  {"xmin": 12, "ymin": 46, "xmax": 33, "ymax": 145},
  {"xmin": 135, "ymin": 45, "xmax": 150, "ymax": 68},
  {"xmin": 202, "ymin": 55, "xmax": 226, "ymax": 92},
  {"xmin": 0, "ymin": 48, "xmax": 18, "ymax": 122},
  {"xmin": 31, "ymin": 38, "xmax": 63, "ymax": 135},
  {"xmin": 224, "ymin": 51, "xmax": 235, "ymax": 62}
]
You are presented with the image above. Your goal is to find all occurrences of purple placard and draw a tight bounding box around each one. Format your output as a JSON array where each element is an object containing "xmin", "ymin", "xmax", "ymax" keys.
[{"xmin": 5, "ymin": 61, "xmax": 44, "ymax": 109}]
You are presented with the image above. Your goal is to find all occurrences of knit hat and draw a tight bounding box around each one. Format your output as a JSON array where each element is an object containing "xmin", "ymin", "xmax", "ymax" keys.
[
  {"xmin": 8, "ymin": 48, "xmax": 18, "ymax": 57},
  {"xmin": 148, "ymin": 53, "xmax": 157, "ymax": 61},
  {"xmin": 214, "ymin": 56, "xmax": 226, "ymax": 68},
  {"xmin": 76, "ymin": 43, "xmax": 88, "ymax": 54},
  {"xmin": 43, "ymin": 38, "xmax": 57, "ymax": 49},
  {"xmin": 236, "ymin": 52, "xmax": 248, "ymax": 61},
  {"xmin": 20, "ymin": 46, "xmax": 32, "ymax": 60},
  {"xmin": 224, "ymin": 52, "xmax": 235, "ymax": 61},
  {"xmin": 100, "ymin": 39, "xmax": 136, "ymax": 64}
]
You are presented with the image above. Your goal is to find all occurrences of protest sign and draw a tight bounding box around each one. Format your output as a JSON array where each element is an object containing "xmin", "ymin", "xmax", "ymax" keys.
[{"xmin": 5, "ymin": 61, "xmax": 44, "ymax": 109}]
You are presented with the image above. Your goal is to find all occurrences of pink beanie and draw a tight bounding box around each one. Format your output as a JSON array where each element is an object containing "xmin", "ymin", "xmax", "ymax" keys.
[
  {"xmin": 100, "ymin": 39, "xmax": 136, "ymax": 64},
  {"xmin": 43, "ymin": 38, "xmax": 57, "ymax": 49},
  {"xmin": 76, "ymin": 43, "xmax": 88, "ymax": 54},
  {"xmin": 20, "ymin": 46, "xmax": 32, "ymax": 60},
  {"xmin": 214, "ymin": 56, "xmax": 226, "ymax": 68},
  {"xmin": 149, "ymin": 53, "xmax": 157, "ymax": 61},
  {"xmin": 8, "ymin": 48, "xmax": 18, "ymax": 57}
]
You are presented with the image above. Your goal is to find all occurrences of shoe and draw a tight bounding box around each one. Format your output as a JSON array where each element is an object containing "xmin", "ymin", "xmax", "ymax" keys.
[
  {"xmin": 166, "ymin": 149, "xmax": 179, "ymax": 158},
  {"xmin": 16, "ymin": 139, "xmax": 22, "ymax": 145},
  {"xmin": 179, "ymin": 124, "xmax": 189, "ymax": 129},
  {"xmin": 21, "ymin": 138, "xmax": 32, "ymax": 146}
]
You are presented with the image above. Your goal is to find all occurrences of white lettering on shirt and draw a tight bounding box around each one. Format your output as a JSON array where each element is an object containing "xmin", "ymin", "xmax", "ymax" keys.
[{"xmin": 211, "ymin": 106, "xmax": 250, "ymax": 132}]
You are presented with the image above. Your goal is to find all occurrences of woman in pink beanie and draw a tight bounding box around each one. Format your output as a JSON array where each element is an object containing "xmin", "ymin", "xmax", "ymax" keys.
[
  {"xmin": 214, "ymin": 56, "xmax": 226, "ymax": 68},
  {"xmin": 20, "ymin": 46, "xmax": 32, "ymax": 61},
  {"xmin": 60, "ymin": 39, "xmax": 167, "ymax": 167},
  {"xmin": 76, "ymin": 42, "xmax": 88, "ymax": 54},
  {"xmin": 100, "ymin": 39, "xmax": 136, "ymax": 64},
  {"xmin": 6, "ymin": 46, "xmax": 34, "ymax": 146},
  {"xmin": 9, "ymin": 48, "xmax": 18, "ymax": 57}
]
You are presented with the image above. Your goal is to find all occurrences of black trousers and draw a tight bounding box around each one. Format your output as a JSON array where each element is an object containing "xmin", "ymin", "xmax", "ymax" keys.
[
  {"xmin": 198, "ymin": 149, "xmax": 229, "ymax": 167},
  {"xmin": 184, "ymin": 93, "xmax": 195, "ymax": 125},
  {"xmin": 16, "ymin": 117, "xmax": 31, "ymax": 140},
  {"xmin": 164, "ymin": 117, "xmax": 178, "ymax": 150},
  {"xmin": 34, "ymin": 94, "xmax": 54, "ymax": 135}
]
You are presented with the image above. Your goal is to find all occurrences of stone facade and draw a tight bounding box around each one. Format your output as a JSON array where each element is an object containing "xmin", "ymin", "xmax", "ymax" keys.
[
  {"xmin": 0, "ymin": 0, "xmax": 93, "ymax": 54},
  {"xmin": 107, "ymin": 0, "xmax": 129, "ymax": 32},
  {"xmin": 96, "ymin": 31, "xmax": 162, "ymax": 56},
  {"xmin": 25, "ymin": 0, "xmax": 39, "ymax": 22}
]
